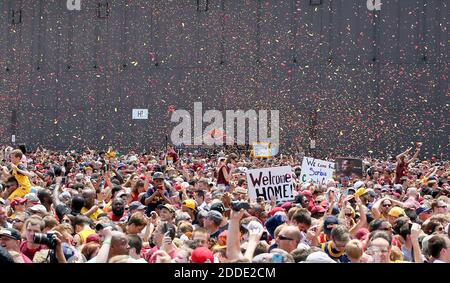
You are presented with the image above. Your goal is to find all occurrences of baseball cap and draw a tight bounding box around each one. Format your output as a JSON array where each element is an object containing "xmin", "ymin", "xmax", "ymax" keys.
[
  {"xmin": 29, "ymin": 204, "xmax": 48, "ymax": 215},
  {"xmin": 210, "ymin": 202, "xmax": 228, "ymax": 214},
  {"xmin": 353, "ymin": 181, "xmax": 365, "ymax": 190},
  {"xmin": 152, "ymin": 172, "xmax": 164, "ymax": 180},
  {"xmin": 388, "ymin": 207, "xmax": 406, "ymax": 218},
  {"xmin": 233, "ymin": 187, "xmax": 248, "ymax": 195},
  {"xmin": 323, "ymin": 215, "xmax": 339, "ymax": 235},
  {"xmin": 86, "ymin": 233, "xmax": 101, "ymax": 244},
  {"xmin": 0, "ymin": 228, "xmax": 21, "ymax": 241},
  {"xmin": 129, "ymin": 201, "xmax": 146, "ymax": 211},
  {"xmin": 366, "ymin": 189, "xmax": 376, "ymax": 197},
  {"xmin": 157, "ymin": 203, "xmax": 175, "ymax": 214},
  {"xmin": 416, "ymin": 204, "xmax": 432, "ymax": 215},
  {"xmin": 24, "ymin": 193, "xmax": 40, "ymax": 204},
  {"xmin": 305, "ymin": 251, "xmax": 336, "ymax": 263},
  {"xmin": 242, "ymin": 220, "xmax": 264, "ymax": 232},
  {"xmin": 311, "ymin": 205, "xmax": 326, "ymax": 214},
  {"xmin": 207, "ymin": 210, "xmax": 222, "ymax": 223},
  {"xmin": 355, "ymin": 187, "xmax": 367, "ymax": 198},
  {"xmin": 281, "ymin": 202, "xmax": 292, "ymax": 210},
  {"xmin": 191, "ymin": 247, "xmax": 214, "ymax": 263},
  {"xmin": 301, "ymin": 190, "xmax": 312, "ymax": 198},
  {"xmin": 268, "ymin": 207, "xmax": 285, "ymax": 217},
  {"xmin": 10, "ymin": 197, "xmax": 27, "ymax": 208},
  {"xmin": 182, "ymin": 199, "xmax": 197, "ymax": 211}
]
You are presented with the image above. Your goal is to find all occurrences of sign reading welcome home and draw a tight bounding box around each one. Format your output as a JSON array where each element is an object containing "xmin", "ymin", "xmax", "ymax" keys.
[{"xmin": 246, "ymin": 166, "xmax": 294, "ymax": 202}]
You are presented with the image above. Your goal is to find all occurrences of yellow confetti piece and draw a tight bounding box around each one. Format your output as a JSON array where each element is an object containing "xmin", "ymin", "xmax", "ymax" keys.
[{"xmin": 132, "ymin": 61, "xmax": 138, "ymax": 66}]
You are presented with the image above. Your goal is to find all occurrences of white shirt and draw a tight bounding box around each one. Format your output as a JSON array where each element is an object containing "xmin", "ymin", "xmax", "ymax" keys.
[{"xmin": 433, "ymin": 259, "xmax": 448, "ymax": 263}]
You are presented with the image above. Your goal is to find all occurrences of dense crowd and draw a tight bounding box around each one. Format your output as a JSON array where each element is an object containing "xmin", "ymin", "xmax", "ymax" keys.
[{"xmin": 0, "ymin": 144, "xmax": 449, "ymax": 263}]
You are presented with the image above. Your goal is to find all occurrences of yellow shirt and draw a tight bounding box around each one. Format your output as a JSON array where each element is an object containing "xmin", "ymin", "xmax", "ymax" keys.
[
  {"xmin": 80, "ymin": 207, "xmax": 104, "ymax": 221},
  {"xmin": 8, "ymin": 163, "xmax": 31, "ymax": 201},
  {"xmin": 78, "ymin": 229, "xmax": 96, "ymax": 244}
]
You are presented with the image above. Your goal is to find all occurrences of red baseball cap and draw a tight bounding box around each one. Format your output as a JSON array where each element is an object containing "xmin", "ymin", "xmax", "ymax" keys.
[
  {"xmin": 311, "ymin": 205, "xmax": 326, "ymax": 214},
  {"xmin": 268, "ymin": 207, "xmax": 285, "ymax": 217},
  {"xmin": 191, "ymin": 247, "xmax": 214, "ymax": 263},
  {"xmin": 86, "ymin": 233, "xmax": 101, "ymax": 244},
  {"xmin": 10, "ymin": 197, "xmax": 27, "ymax": 208},
  {"xmin": 281, "ymin": 202, "xmax": 292, "ymax": 210},
  {"xmin": 301, "ymin": 190, "xmax": 312, "ymax": 198}
]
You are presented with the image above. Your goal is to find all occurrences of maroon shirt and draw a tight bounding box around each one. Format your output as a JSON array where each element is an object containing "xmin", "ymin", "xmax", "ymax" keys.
[
  {"xmin": 20, "ymin": 241, "xmax": 46, "ymax": 261},
  {"xmin": 395, "ymin": 161, "xmax": 407, "ymax": 184},
  {"xmin": 217, "ymin": 165, "xmax": 230, "ymax": 186}
]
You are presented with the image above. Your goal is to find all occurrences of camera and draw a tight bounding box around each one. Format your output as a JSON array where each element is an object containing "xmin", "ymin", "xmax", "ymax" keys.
[
  {"xmin": 33, "ymin": 232, "xmax": 57, "ymax": 249},
  {"xmin": 231, "ymin": 201, "xmax": 250, "ymax": 211}
]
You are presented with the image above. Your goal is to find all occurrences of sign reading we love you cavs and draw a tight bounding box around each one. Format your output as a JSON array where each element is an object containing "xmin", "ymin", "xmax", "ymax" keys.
[{"xmin": 246, "ymin": 166, "xmax": 294, "ymax": 202}]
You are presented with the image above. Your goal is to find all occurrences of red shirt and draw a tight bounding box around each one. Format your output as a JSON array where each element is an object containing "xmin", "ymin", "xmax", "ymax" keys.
[
  {"xmin": 145, "ymin": 246, "xmax": 177, "ymax": 263},
  {"xmin": 217, "ymin": 165, "xmax": 230, "ymax": 186},
  {"xmin": 107, "ymin": 211, "xmax": 128, "ymax": 222},
  {"xmin": 20, "ymin": 241, "xmax": 46, "ymax": 261}
]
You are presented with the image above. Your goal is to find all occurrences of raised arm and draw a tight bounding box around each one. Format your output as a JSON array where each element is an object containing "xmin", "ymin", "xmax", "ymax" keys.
[
  {"xmin": 226, "ymin": 209, "xmax": 245, "ymax": 261},
  {"xmin": 396, "ymin": 147, "xmax": 412, "ymax": 162}
]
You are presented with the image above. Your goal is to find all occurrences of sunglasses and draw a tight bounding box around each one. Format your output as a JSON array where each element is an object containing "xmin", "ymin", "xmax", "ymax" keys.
[
  {"xmin": 345, "ymin": 213, "xmax": 353, "ymax": 217},
  {"xmin": 278, "ymin": 234, "xmax": 295, "ymax": 241},
  {"xmin": 382, "ymin": 204, "xmax": 392, "ymax": 208}
]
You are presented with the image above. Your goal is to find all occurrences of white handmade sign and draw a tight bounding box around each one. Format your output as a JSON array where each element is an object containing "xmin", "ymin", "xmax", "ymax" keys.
[
  {"xmin": 299, "ymin": 157, "xmax": 335, "ymax": 184},
  {"xmin": 246, "ymin": 166, "xmax": 294, "ymax": 202}
]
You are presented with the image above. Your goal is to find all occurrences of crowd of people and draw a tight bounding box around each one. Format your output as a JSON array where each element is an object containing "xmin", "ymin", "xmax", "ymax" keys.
[{"xmin": 0, "ymin": 144, "xmax": 449, "ymax": 263}]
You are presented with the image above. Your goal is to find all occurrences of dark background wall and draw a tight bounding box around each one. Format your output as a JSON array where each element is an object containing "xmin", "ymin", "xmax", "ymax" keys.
[{"xmin": 0, "ymin": 0, "xmax": 448, "ymax": 158}]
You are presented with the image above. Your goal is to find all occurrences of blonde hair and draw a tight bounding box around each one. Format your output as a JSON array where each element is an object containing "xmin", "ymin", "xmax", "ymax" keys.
[
  {"xmin": 274, "ymin": 223, "xmax": 287, "ymax": 239},
  {"xmin": 345, "ymin": 239, "xmax": 363, "ymax": 260},
  {"xmin": 390, "ymin": 246, "xmax": 404, "ymax": 262}
]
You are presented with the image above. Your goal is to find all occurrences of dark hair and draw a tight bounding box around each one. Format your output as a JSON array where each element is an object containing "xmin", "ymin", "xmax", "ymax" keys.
[
  {"xmin": 290, "ymin": 248, "xmax": 311, "ymax": 263},
  {"xmin": 196, "ymin": 190, "xmax": 205, "ymax": 198},
  {"xmin": 73, "ymin": 215, "xmax": 92, "ymax": 227},
  {"xmin": 111, "ymin": 185, "xmax": 122, "ymax": 197},
  {"xmin": 127, "ymin": 234, "xmax": 143, "ymax": 255},
  {"xmin": 292, "ymin": 212, "xmax": 312, "ymax": 226},
  {"xmin": 6, "ymin": 176, "xmax": 18, "ymax": 186},
  {"xmin": 37, "ymin": 189, "xmax": 52, "ymax": 203},
  {"xmin": 0, "ymin": 247, "xmax": 14, "ymax": 263},
  {"xmin": 428, "ymin": 235, "xmax": 447, "ymax": 258},
  {"xmin": 71, "ymin": 196, "xmax": 85, "ymax": 212},
  {"xmin": 369, "ymin": 231, "xmax": 392, "ymax": 247},
  {"xmin": 368, "ymin": 219, "xmax": 385, "ymax": 232},
  {"xmin": 72, "ymin": 183, "xmax": 84, "ymax": 191},
  {"xmin": 331, "ymin": 225, "xmax": 350, "ymax": 242},
  {"xmin": 160, "ymin": 221, "xmax": 176, "ymax": 240},
  {"xmin": 393, "ymin": 216, "xmax": 411, "ymax": 240}
]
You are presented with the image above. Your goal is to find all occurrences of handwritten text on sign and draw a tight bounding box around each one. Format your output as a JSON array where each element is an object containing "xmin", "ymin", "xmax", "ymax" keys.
[
  {"xmin": 300, "ymin": 157, "xmax": 335, "ymax": 184},
  {"xmin": 246, "ymin": 166, "xmax": 294, "ymax": 202}
]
